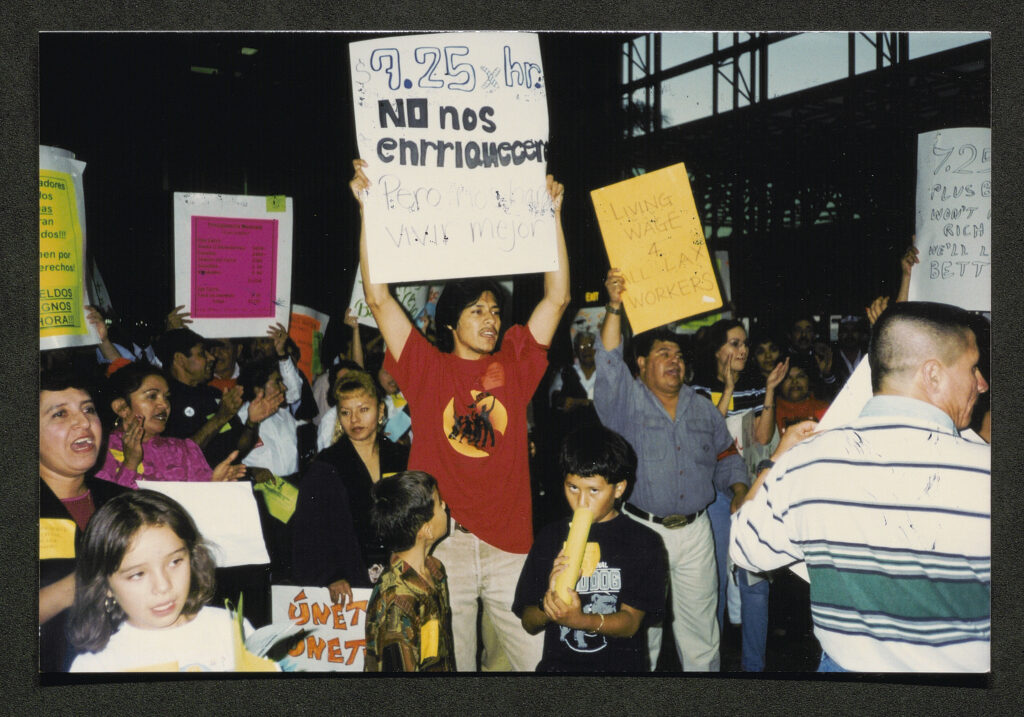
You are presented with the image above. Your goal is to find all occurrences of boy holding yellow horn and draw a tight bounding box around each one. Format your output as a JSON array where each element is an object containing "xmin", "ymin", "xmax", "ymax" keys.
[{"xmin": 513, "ymin": 426, "xmax": 667, "ymax": 671}]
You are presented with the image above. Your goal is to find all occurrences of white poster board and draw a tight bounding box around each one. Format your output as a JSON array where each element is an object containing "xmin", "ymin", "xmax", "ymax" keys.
[
  {"xmin": 137, "ymin": 481, "xmax": 270, "ymax": 567},
  {"xmin": 271, "ymin": 585, "xmax": 372, "ymax": 671},
  {"xmin": 350, "ymin": 32, "xmax": 557, "ymax": 284},
  {"xmin": 910, "ymin": 127, "xmax": 991, "ymax": 311},
  {"xmin": 39, "ymin": 145, "xmax": 101, "ymax": 350},
  {"xmin": 173, "ymin": 192, "xmax": 294, "ymax": 338}
]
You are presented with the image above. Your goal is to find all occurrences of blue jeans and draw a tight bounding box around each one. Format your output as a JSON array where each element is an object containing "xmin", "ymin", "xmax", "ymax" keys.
[
  {"xmin": 818, "ymin": 652, "xmax": 848, "ymax": 672},
  {"xmin": 708, "ymin": 490, "xmax": 769, "ymax": 672}
]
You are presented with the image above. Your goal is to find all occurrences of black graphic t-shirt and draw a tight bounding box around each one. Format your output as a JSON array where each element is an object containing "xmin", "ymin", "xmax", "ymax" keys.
[{"xmin": 513, "ymin": 513, "xmax": 667, "ymax": 672}]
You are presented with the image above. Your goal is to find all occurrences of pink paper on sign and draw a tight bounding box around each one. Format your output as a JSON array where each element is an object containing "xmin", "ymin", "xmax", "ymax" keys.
[{"xmin": 191, "ymin": 216, "xmax": 279, "ymax": 318}]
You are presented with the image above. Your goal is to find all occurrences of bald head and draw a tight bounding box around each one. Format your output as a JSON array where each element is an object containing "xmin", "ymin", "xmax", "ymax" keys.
[{"xmin": 869, "ymin": 301, "xmax": 975, "ymax": 394}]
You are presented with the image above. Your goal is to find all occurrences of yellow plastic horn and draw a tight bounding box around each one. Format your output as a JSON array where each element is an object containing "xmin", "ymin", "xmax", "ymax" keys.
[{"xmin": 555, "ymin": 507, "xmax": 593, "ymax": 603}]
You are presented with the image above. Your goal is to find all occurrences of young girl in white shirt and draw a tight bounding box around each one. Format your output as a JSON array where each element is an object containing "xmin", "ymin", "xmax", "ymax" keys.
[{"xmin": 67, "ymin": 490, "xmax": 253, "ymax": 672}]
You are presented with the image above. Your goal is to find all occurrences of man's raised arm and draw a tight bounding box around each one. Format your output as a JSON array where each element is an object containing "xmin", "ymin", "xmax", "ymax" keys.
[
  {"xmin": 350, "ymin": 159, "xmax": 413, "ymax": 363},
  {"xmin": 527, "ymin": 175, "xmax": 571, "ymax": 346}
]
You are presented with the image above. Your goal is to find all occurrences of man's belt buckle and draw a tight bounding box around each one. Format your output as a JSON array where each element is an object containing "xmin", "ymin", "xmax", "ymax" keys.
[{"xmin": 662, "ymin": 514, "xmax": 690, "ymax": 529}]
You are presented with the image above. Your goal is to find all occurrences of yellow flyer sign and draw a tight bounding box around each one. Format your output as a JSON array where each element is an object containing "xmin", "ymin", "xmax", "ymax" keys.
[
  {"xmin": 40, "ymin": 169, "xmax": 87, "ymax": 336},
  {"xmin": 39, "ymin": 146, "xmax": 99, "ymax": 350},
  {"xmin": 590, "ymin": 163, "xmax": 723, "ymax": 335}
]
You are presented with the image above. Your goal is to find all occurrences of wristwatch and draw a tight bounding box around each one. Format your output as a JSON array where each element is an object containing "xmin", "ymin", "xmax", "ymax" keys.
[
  {"xmin": 755, "ymin": 459, "xmax": 775, "ymax": 474},
  {"xmin": 605, "ymin": 303, "xmax": 623, "ymax": 316}
]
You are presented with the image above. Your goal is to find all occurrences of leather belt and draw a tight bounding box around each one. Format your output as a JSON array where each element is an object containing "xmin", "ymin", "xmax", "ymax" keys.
[{"xmin": 625, "ymin": 502, "xmax": 704, "ymax": 529}]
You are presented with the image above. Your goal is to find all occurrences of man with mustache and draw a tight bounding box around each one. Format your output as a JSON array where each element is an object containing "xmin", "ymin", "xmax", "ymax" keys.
[{"xmin": 594, "ymin": 269, "xmax": 748, "ymax": 671}]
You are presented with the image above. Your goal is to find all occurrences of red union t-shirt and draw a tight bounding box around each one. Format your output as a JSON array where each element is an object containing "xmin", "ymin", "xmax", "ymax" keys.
[{"xmin": 385, "ymin": 325, "xmax": 548, "ymax": 554}]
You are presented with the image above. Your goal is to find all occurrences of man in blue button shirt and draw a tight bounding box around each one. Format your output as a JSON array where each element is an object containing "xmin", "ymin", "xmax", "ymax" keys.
[{"xmin": 594, "ymin": 268, "xmax": 749, "ymax": 671}]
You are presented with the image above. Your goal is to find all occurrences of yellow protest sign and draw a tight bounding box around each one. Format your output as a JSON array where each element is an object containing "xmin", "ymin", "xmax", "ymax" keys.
[
  {"xmin": 39, "ymin": 169, "xmax": 88, "ymax": 338},
  {"xmin": 253, "ymin": 475, "xmax": 299, "ymax": 524},
  {"xmin": 39, "ymin": 518, "xmax": 77, "ymax": 560},
  {"xmin": 590, "ymin": 163, "xmax": 723, "ymax": 335}
]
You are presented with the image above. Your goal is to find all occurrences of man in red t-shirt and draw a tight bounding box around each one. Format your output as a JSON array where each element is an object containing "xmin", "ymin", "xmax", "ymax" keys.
[{"xmin": 349, "ymin": 159, "xmax": 570, "ymax": 671}]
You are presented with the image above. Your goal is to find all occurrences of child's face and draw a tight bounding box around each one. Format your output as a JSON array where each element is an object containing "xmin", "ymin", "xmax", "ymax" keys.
[
  {"xmin": 107, "ymin": 524, "xmax": 192, "ymax": 630},
  {"xmin": 564, "ymin": 473, "xmax": 625, "ymax": 523}
]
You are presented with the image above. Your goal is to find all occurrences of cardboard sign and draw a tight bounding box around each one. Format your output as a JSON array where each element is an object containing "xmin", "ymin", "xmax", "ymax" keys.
[
  {"xmin": 674, "ymin": 250, "xmax": 732, "ymax": 333},
  {"xmin": 39, "ymin": 145, "xmax": 101, "ymax": 350},
  {"xmin": 173, "ymin": 192, "xmax": 294, "ymax": 338},
  {"xmin": 590, "ymin": 163, "xmax": 723, "ymax": 335},
  {"xmin": 137, "ymin": 481, "xmax": 270, "ymax": 567},
  {"xmin": 290, "ymin": 304, "xmax": 331, "ymax": 383},
  {"xmin": 271, "ymin": 586, "xmax": 372, "ymax": 671},
  {"xmin": 350, "ymin": 32, "xmax": 557, "ymax": 284},
  {"xmin": 910, "ymin": 127, "xmax": 991, "ymax": 311}
]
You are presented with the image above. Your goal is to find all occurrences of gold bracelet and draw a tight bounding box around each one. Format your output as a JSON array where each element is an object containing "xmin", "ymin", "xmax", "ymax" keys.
[{"xmin": 596, "ymin": 613, "xmax": 605, "ymax": 633}]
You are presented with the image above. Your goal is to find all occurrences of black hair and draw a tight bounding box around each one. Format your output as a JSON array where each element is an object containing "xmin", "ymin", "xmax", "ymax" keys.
[
  {"xmin": 325, "ymin": 359, "xmax": 365, "ymax": 407},
  {"xmin": 154, "ymin": 328, "xmax": 205, "ymax": 368},
  {"xmin": 370, "ymin": 471, "xmax": 439, "ymax": 553},
  {"xmin": 238, "ymin": 355, "xmax": 283, "ymax": 403},
  {"xmin": 558, "ymin": 425, "xmax": 637, "ymax": 490},
  {"xmin": 101, "ymin": 360, "xmax": 168, "ymax": 431},
  {"xmin": 433, "ymin": 279, "xmax": 506, "ymax": 353},
  {"xmin": 869, "ymin": 301, "xmax": 976, "ymax": 393},
  {"xmin": 632, "ymin": 326, "xmax": 686, "ymax": 362},
  {"xmin": 67, "ymin": 490, "xmax": 217, "ymax": 653},
  {"xmin": 40, "ymin": 366, "xmax": 96, "ymax": 397},
  {"xmin": 694, "ymin": 318, "xmax": 746, "ymax": 381}
]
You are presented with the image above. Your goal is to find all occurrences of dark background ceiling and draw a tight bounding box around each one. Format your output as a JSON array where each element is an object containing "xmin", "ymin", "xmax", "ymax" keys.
[{"xmin": 39, "ymin": 32, "xmax": 989, "ymax": 354}]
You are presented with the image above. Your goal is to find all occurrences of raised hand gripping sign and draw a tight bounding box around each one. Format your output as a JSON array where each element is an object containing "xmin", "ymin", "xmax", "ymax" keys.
[
  {"xmin": 350, "ymin": 32, "xmax": 558, "ymax": 284},
  {"xmin": 910, "ymin": 127, "xmax": 991, "ymax": 311}
]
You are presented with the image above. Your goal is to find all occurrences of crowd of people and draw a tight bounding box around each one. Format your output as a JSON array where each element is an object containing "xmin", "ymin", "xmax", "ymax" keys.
[{"xmin": 38, "ymin": 160, "xmax": 990, "ymax": 674}]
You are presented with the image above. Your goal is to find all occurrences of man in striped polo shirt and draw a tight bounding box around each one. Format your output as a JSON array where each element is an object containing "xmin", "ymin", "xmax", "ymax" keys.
[{"xmin": 730, "ymin": 301, "xmax": 990, "ymax": 672}]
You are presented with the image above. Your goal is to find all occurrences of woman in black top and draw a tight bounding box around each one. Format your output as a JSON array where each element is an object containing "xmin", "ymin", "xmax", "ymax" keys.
[{"xmin": 291, "ymin": 370, "xmax": 409, "ymax": 607}]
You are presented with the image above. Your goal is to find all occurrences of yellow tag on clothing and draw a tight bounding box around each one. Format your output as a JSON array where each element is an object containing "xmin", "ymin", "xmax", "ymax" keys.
[
  {"xmin": 420, "ymin": 619, "xmax": 439, "ymax": 660},
  {"xmin": 108, "ymin": 448, "xmax": 146, "ymax": 474},
  {"xmin": 253, "ymin": 475, "xmax": 298, "ymax": 523},
  {"xmin": 39, "ymin": 518, "xmax": 76, "ymax": 559}
]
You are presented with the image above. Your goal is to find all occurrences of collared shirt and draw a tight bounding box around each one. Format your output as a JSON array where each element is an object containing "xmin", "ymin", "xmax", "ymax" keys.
[
  {"xmin": 364, "ymin": 554, "xmax": 455, "ymax": 672},
  {"xmin": 730, "ymin": 395, "xmax": 990, "ymax": 672},
  {"xmin": 593, "ymin": 334, "xmax": 748, "ymax": 517}
]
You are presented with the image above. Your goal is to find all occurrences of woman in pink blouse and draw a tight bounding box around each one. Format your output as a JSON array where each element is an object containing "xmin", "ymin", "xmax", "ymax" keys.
[{"xmin": 95, "ymin": 362, "xmax": 245, "ymax": 489}]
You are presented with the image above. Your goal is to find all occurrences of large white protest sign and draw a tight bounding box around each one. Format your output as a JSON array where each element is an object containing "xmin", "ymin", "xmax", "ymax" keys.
[
  {"xmin": 137, "ymin": 481, "xmax": 270, "ymax": 567},
  {"xmin": 350, "ymin": 32, "xmax": 557, "ymax": 284},
  {"xmin": 39, "ymin": 145, "xmax": 102, "ymax": 350},
  {"xmin": 173, "ymin": 192, "xmax": 294, "ymax": 338},
  {"xmin": 272, "ymin": 585, "xmax": 372, "ymax": 671},
  {"xmin": 910, "ymin": 127, "xmax": 990, "ymax": 311}
]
